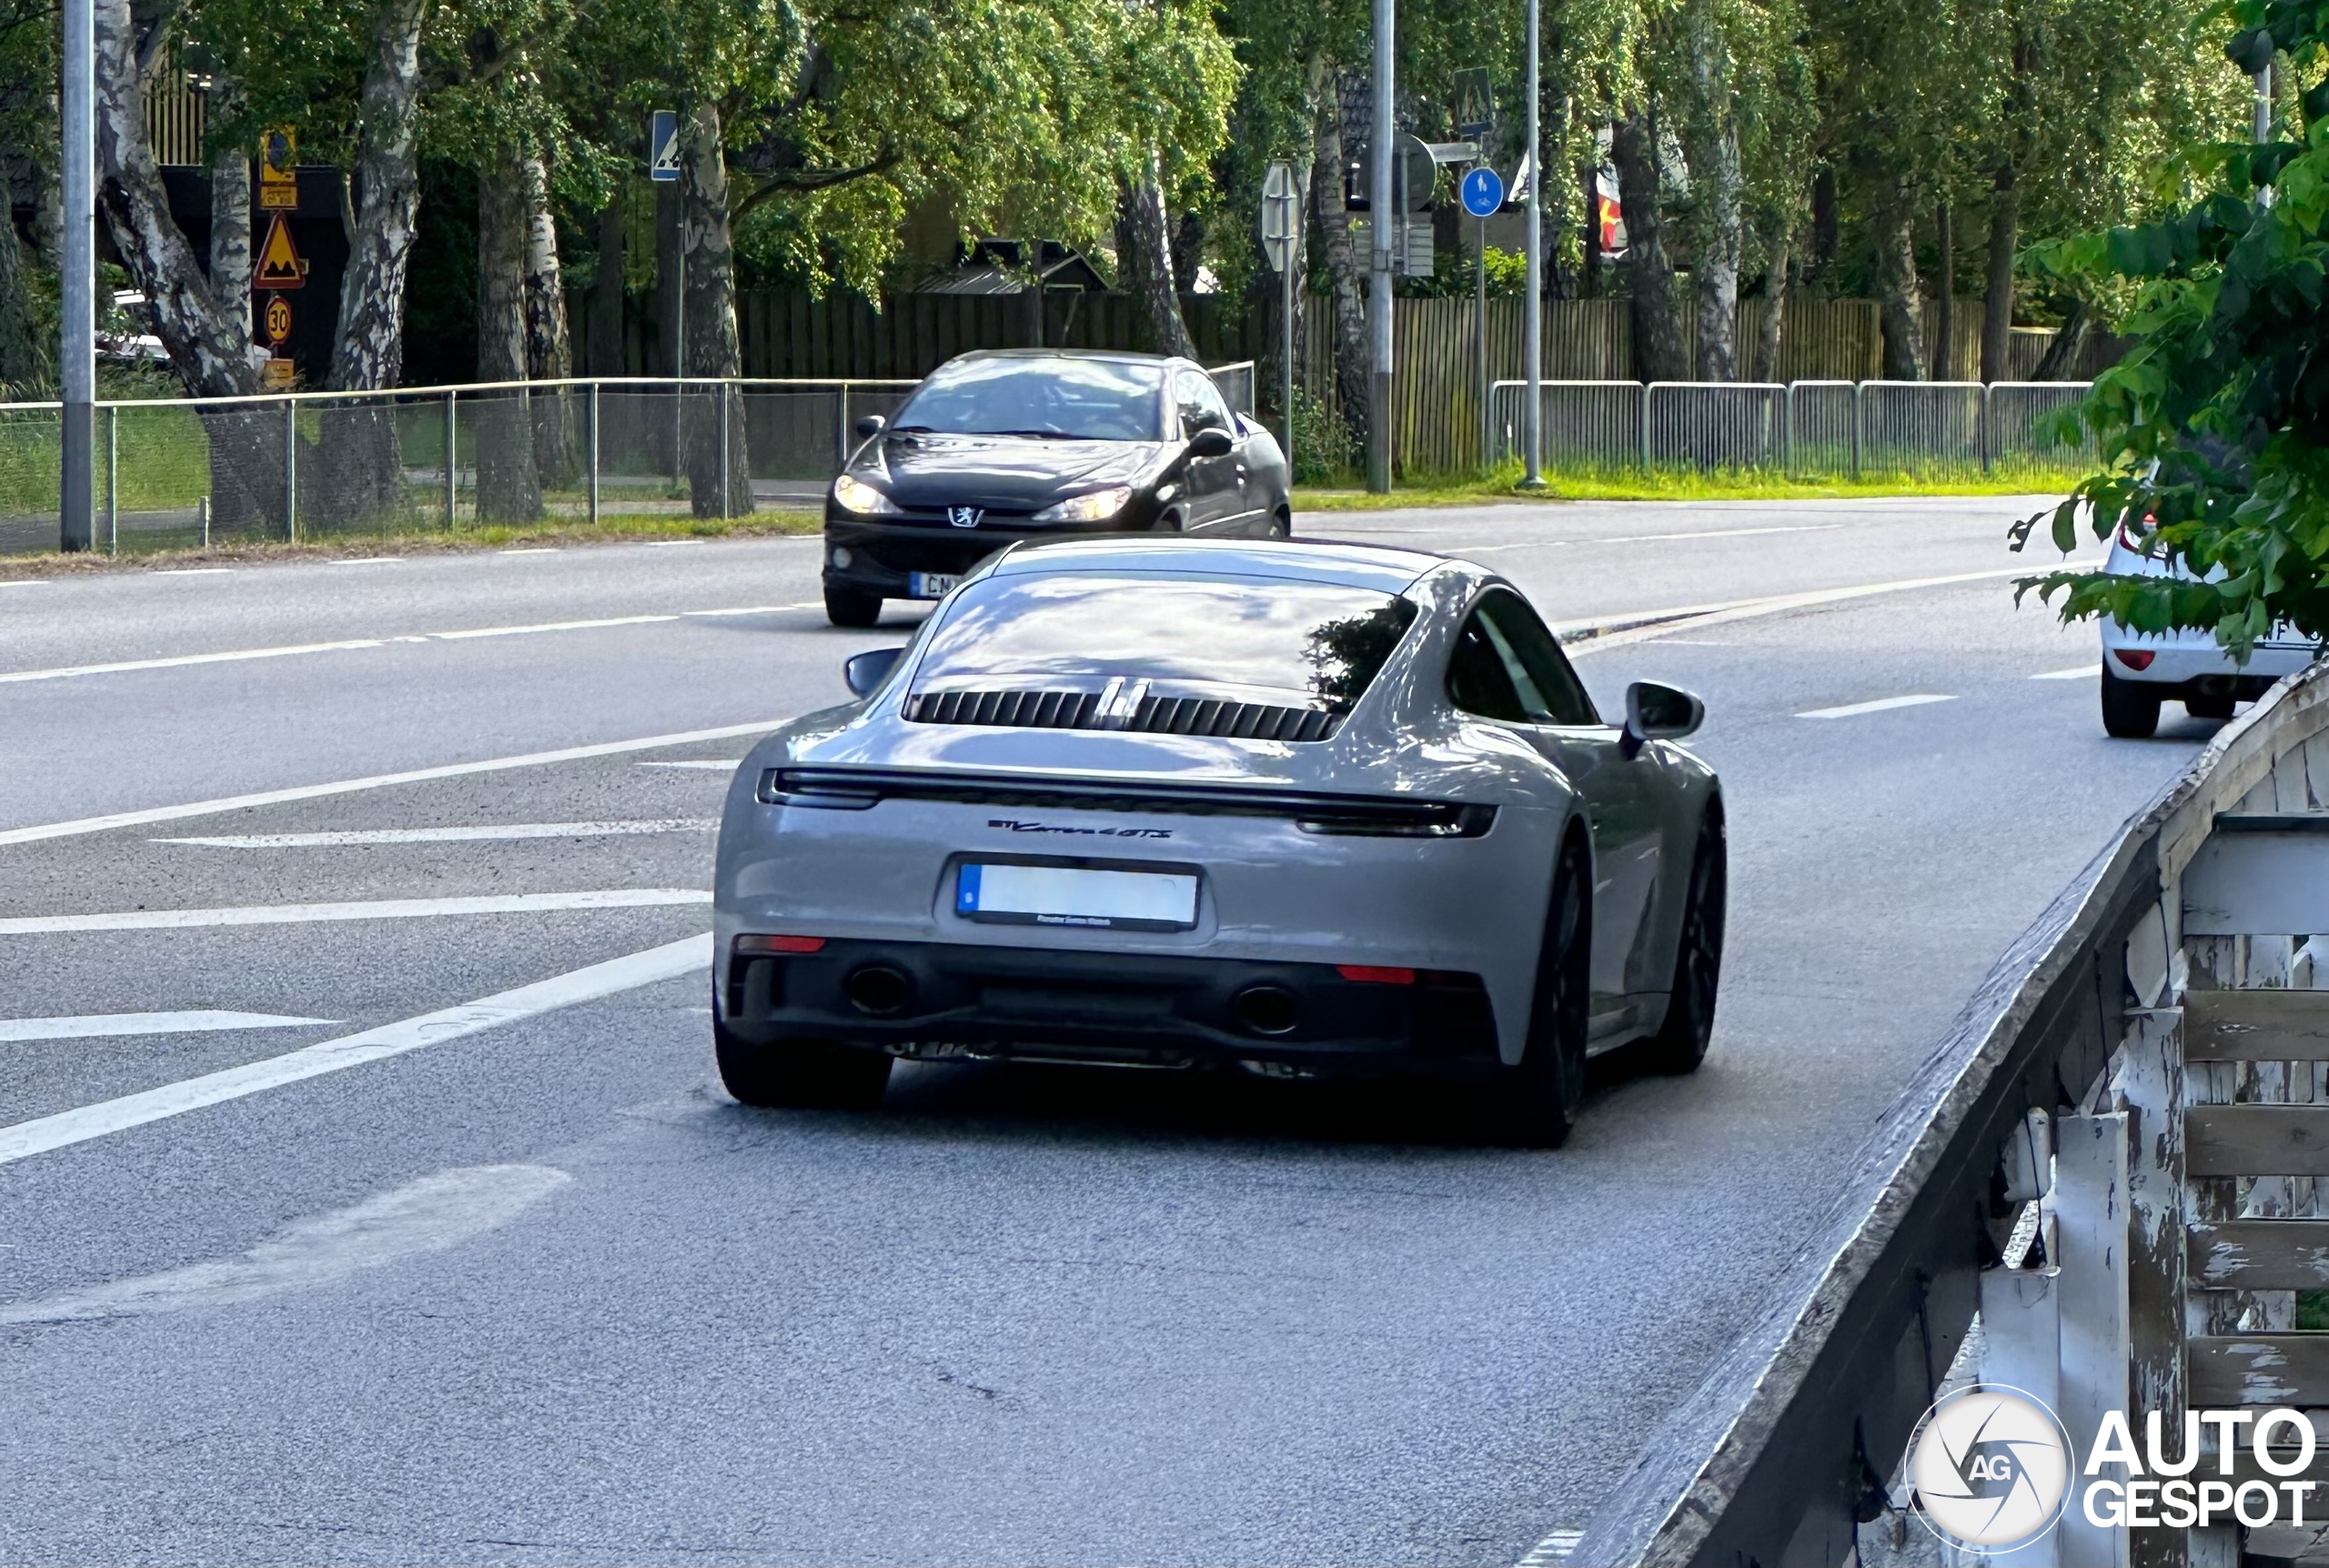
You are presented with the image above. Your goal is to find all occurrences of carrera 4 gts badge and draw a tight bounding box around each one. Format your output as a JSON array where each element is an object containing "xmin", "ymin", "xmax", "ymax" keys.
[{"xmin": 987, "ymin": 819, "xmax": 1172, "ymax": 839}]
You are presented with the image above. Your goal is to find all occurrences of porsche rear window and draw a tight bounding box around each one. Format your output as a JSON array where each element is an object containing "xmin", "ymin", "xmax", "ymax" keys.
[{"xmin": 913, "ymin": 574, "xmax": 1419, "ymax": 711}]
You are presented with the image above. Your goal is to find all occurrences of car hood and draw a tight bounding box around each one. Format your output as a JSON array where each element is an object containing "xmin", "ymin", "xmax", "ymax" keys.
[{"xmin": 861, "ymin": 433, "xmax": 1169, "ymax": 510}]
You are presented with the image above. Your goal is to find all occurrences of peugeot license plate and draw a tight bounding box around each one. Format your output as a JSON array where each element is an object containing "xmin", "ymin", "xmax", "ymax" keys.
[
  {"xmin": 955, "ymin": 862, "xmax": 1199, "ymax": 931},
  {"xmin": 908, "ymin": 572, "xmax": 960, "ymax": 599}
]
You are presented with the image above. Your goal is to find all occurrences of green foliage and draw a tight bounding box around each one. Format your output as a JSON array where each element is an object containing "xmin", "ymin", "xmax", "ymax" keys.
[
  {"xmin": 2010, "ymin": 2, "xmax": 2329, "ymax": 658},
  {"xmin": 1289, "ymin": 386, "xmax": 1356, "ymax": 483}
]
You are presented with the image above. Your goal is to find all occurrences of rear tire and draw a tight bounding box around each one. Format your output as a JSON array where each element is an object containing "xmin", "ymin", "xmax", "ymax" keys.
[
  {"xmin": 2101, "ymin": 665, "xmax": 2161, "ymax": 739},
  {"xmin": 1482, "ymin": 839, "xmax": 1592, "ymax": 1149},
  {"xmin": 715, "ymin": 1013, "xmax": 892, "ymax": 1110},
  {"xmin": 1269, "ymin": 507, "xmax": 1292, "ymax": 538},
  {"xmin": 1641, "ymin": 807, "xmax": 1726, "ymax": 1075},
  {"xmin": 824, "ymin": 585, "xmax": 882, "ymax": 628}
]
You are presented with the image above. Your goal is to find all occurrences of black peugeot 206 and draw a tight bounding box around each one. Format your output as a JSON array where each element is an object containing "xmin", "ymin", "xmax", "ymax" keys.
[{"xmin": 820, "ymin": 348, "xmax": 1293, "ymax": 626}]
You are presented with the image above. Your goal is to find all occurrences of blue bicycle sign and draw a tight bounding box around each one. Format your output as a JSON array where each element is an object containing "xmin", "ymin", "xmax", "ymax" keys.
[{"xmin": 1460, "ymin": 166, "xmax": 1505, "ymax": 218}]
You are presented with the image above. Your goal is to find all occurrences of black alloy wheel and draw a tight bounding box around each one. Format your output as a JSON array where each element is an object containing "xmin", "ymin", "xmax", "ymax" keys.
[
  {"xmin": 1642, "ymin": 806, "xmax": 1727, "ymax": 1075},
  {"xmin": 2100, "ymin": 665, "xmax": 2162, "ymax": 739},
  {"xmin": 1486, "ymin": 838, "xmax": 1593, "ymax": 1149},
  {"xmin": 824, "ymin": 584, "xmax": 882, "ymax": 628},
  {"xmin": 714, "ymin": 1005, "xmax": 893, "ymax": 1110}
]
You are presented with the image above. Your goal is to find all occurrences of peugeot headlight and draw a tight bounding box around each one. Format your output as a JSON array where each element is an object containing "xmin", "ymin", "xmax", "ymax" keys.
[
  {"xmin": 1031, "ymin": 486, "xmax": 1134, "ymax": 524},
  {"xmin": 832, "ymin": 474, "xmax": 902, "ymax": 516}
]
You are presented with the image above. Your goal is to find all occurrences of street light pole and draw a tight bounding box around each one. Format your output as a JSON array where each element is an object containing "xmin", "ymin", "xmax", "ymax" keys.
[
  {"xmin": 1366, "ymin": 0, "xmax": 1394, "ymax": 494},
  {"xmin": 1519, "ymin": 0, "xmax": 1545, "ymax": 489},
  {"xmin": 59, "ymin": 0, "xmax": 94, "ymax": 549}
]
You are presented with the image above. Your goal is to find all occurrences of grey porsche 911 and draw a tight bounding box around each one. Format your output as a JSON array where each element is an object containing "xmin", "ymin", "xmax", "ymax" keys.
[
  {"xmin": 820, "ymin": 349, "xmax": 1291, "ymax": 628},
  {"xmin": 714, "ymin": 537, "xmax": 1723, "ymax": 1146}
]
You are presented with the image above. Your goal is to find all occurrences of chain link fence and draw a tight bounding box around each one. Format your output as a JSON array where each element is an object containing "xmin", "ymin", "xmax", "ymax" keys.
[
  {"xmin": 1489, "ymin": 378, "xmax": 2098, "ymax": 483},
  {"xmin": 2, "ymin": 365, "xmax": 1260, "ymax": 557}
]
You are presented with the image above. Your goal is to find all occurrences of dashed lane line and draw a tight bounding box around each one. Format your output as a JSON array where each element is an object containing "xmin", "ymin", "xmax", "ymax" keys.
[
  {"xmin": 0, "ymin": 719, "xmax": 781, "ymax": 848},
  {"xmin": 1797, "ymin": 693, "xmax": 1958, "ymax": 719},
  {"xmin": 156, "ymin": 819, "xmax": 717, "ymax": 848},
  {"xmin": 0, "ymin": 1010, "xmax": 338, "ymax": 1043},
  {"xmin": 0, "ymin": 890, "xmax": 711, "ymax": 935},
  {"xmin": 0, "ymin": 934, "xmax": 710, "ymax": 1166},
  {"xmin": 0, "ymin": 605, "xmax": 820, "ymax": 682},
  {"xmin": 637, "ymin": 759, "xmax": 743, "ymax": 770}
]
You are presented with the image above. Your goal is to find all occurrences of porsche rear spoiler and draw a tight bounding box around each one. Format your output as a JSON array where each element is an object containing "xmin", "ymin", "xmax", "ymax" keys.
[{"xmin": 759, "ymin": 767, "xmax": 1495, "ymax": 839}]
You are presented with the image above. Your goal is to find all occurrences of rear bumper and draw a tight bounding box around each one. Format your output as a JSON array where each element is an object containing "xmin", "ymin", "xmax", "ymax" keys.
[
  {"xmin": 719, "ymin": 936, "xmax": 1501, "ymax": 1078},
  {"xmin": 2100, "ymin": 627, "xmax": 2315, "ymax": 689}
]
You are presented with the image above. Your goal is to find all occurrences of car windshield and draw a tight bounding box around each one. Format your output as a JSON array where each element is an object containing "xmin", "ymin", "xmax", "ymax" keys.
[
  {"xmin": 889, "ymin": 358, "xmax": 1167, "ymax": 442},
  {"xmin": 913, "ymin": 573, "xmax": 1419, "ymax": 711}
]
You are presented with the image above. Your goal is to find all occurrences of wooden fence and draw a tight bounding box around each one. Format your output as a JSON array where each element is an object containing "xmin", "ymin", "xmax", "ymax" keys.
[{"xmin": 570, "ymin": 286, "xmax": 2106, "ymax": 475}]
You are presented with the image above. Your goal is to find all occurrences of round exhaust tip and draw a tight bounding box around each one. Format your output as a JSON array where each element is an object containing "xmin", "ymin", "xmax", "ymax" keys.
[
  {"xmin": 845, "ymin": 964, "xmax": 912, "ymax": 1016},
  {"xmin": 1232, "ymin": 985, "xmax": 1300, "ymax": 1037}
]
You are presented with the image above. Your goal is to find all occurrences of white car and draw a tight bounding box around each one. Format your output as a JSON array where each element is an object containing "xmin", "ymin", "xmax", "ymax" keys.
[{"xmin": 2099, "ymin": 525, "xmax": 2316, "ymax": 738}]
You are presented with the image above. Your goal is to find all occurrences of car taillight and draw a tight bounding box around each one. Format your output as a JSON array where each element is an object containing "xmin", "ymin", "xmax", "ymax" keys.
[
  {"xmin": 735, "ymin": 934, "xmax": 826, "ymax": 954},
  {"xmin": 2112, "ymin": 649, "xmax": 2156, "ymax": 671},
  {"xmin": 1336, "ymin": 965, "xmax": 1416, "ymax": 985}
]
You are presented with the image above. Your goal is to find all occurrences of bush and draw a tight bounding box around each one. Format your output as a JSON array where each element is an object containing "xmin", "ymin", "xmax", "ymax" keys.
[{"xmin": 1290, "ymin": 387, "xmax": 1355, "ymax": 484}]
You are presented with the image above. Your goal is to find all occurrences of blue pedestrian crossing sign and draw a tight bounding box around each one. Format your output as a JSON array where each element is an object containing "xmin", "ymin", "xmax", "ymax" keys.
[
  {"xmin": 1460, "ymin": 166, "xmax": 1505, "ymax": 219},
  {"xmin": 649, "ymin": 111, "xmax": 681, "ymax": 181}
]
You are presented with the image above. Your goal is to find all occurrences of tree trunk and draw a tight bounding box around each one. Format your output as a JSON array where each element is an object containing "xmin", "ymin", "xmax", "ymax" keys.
[
  {"xmin": 1685, "ymin": 0, "xmax": 1742, "ymax": 381},
  {"xmin": 586, "ymin": 199, "xmax": 626, "ymax": 376},
  {"xmin": 327, "ymin": 0, "xmax": 425, "ymax": 392},
  {"xmin": 0, "ymin": 222, "xmax": 47, "ymax": 396},
  {"xmin": 1115, "ymin": 156, "xmax": 1195, "ymax": 359},
  {"xmin": 1756, "ymin": 224, "xmax": 1790, "ymax": 382},
  {"xmin": 1874, "ymin": 182, "xmax": 1924, "ymax": 380},
  {"xmin": 1609, "ymin": 113, "xmax": 1688, "ymax": 383},
  {"xmin": 474, "ymin": 153, "xmax": 541, "ymax": 522},
  {"xmin": 679, "ymin": 102, "xmax": 751, "ymax": 518},
  {"xmin": 1308, "ymin": 61, "xmax": 1370, "ymax": 461},
  {"xmin": 2031, "ymin": 298, "xmax": 2088, "ymax": 381},
  {"xmin": 1171, "ymin": 210, "xmax": 1205, "ymax": 300},
  {"xmin": 209, "ymin": 143, "xmax": 252, "ymax": 344},
  {"xmin": 1981, "ymin": 166, "xmax": 2018, "ymax": 384},
  {"xmin": 521, "ymin": 155, "xmax": 580, "ymax": 487},
  {"xmin": 1932, "ymin": 201, "xmax": 1954, "ymax": 378}
]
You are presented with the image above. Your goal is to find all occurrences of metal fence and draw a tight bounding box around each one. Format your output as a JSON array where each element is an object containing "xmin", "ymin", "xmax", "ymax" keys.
[
  {"xmin": 0, "ymin": 363, "xmax": 1258, "ymax": 557},
  {"xmin": 1489, "ymin": 378, "xmax": 2096, "ymax": 480}
]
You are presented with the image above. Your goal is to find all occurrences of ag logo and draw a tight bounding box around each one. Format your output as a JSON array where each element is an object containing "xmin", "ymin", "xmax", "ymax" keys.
[
  {"xmin": 946, "ymin": 506, "xmax": 983, "ymax": 528},
  {"xmin": 1908, "ymin": 1385, "xmax": 2073, "ymax": 1553}
]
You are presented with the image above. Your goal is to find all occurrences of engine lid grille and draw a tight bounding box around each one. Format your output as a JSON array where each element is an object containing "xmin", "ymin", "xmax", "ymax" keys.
[{"xmin": 905, "ymin": 682, "xmax": 1343, "ymax": 742}]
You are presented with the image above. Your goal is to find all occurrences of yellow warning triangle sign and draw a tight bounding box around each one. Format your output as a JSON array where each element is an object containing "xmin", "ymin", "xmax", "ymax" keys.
[{"xmin": 255, "ymin": 215, "xmax": 306, "ymax": 289}]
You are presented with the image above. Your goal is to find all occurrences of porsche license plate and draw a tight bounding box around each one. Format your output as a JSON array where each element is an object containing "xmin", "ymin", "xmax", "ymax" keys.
[
  {"xmin": 908, "ymin": 572, "xmax": 960, "ymax": 599},
  {"xmin": 955, "ymin": 862, "xmax": 1198, "ymax": 931}
]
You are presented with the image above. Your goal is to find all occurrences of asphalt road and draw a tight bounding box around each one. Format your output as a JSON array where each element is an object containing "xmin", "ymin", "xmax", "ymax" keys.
[{"xmin": 0, "ymin": 497, "xmax": 2217, "ymax": 1564}]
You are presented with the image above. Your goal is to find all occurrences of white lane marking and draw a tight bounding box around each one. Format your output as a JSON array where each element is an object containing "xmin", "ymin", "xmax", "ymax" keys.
[
  {"xmin": 1797, "ymin": 693, "xmax": 1958, "ymax": 719},
  {"xmin": 497, "ymin": 547, "xmax": 560, "ymax": 554},
  {"xmin": 1566, "ymin": 562, "xmax": 2104, "ymax": 656},
  {"xmin": 1516, "ymin": 1529, "xmax": 1583, "ymax": 1565},
  {"xmin": 637, "ymin": 759, "xmax": 742, "ymax": 770},
  {"xmin": 649, "ymin": 538, "xmax": 706, "ymax": 546},
  {"xmin": 0, "ymin": 578, "xmax": 49, "ymax": 588},
  {"xmin": 156, "ymin": 819, "xmax": 717, "ymax": 848},
  {"xmin": 1467, "ymin": 522, "xmax": 1845, "ymax": 552},
  {"xmin": 0, "ymin": 1164, "xmax": 570, "ymax": 1323},
  {"xmin": 0, "ymin": 1010, "xmax": 338, "ymax": 1042},
  {"xmin": 0, "ymin": 719, "xmax": 780, "ymax": 848},
  {"xmin": 0, "ymin": 889, "xmax": 711, "ymax": 935},
  {"xmin": 432, "ymin": 612, "xmax": 680, "ymax": 640},
  {"xmin": 331, "ymin": 557, "xmax": 398, "ymax": 566},
  {"xmin": 0, "ymin": 606, "xmax": 827, "ymax": 683},
  {"xmin": 0, "ymin": 637, "xmax": 398, "ymax": 684},
  {"xmin": 2032, "ymin": 663, "xmax": 2102, "ymax": 680},
  {"xmin": 156, "ymin": 568, "xmax": 232, "ymax": 575},
  {"xmin": 0, "ymin": 932, "xmax": 710, "ymax": 1166}
]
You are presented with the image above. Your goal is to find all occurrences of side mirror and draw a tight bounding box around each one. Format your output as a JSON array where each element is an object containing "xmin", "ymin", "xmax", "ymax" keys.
[
  {"xmin": 1620, "ymin": 680, "xmax": 1704, "ymax": 759},
  {"xmin": 853, "ymin": 414, "xmax": 886, "ymax": 438},
  {"xmin": 1188, "ymin": 426, "xmax": 1234, "ymax": 458},
  {"xmin": 844, "ymin": 647, "xmax": 905, "ymax": 698}
]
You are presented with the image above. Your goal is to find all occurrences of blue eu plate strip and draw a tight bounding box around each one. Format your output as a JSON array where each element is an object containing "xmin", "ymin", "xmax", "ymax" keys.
[{"xmin": 955, "ymin": 862, "xmax": 982, "ymax": 913}]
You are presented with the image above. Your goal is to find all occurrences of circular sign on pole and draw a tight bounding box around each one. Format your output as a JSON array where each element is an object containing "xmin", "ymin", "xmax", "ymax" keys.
[
  {"xmin": 263, "ymin": 294, "xmax": 293, "ymax": 346},
  {"xmin": 1461, "ymin": 166, "xmax": 1505, "ymax": 219}
]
